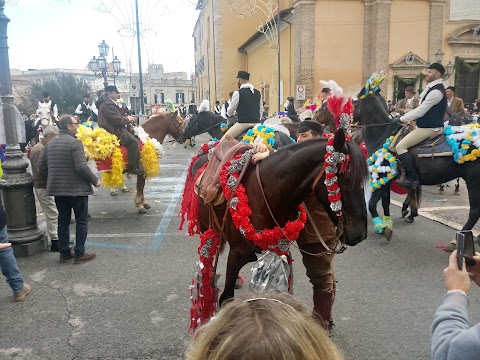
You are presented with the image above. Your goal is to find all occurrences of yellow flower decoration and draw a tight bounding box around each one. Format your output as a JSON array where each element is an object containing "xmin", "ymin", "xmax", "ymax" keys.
[
  {"xmin": 140, "ymin": 140, "xmax": 160, "ymax": 178},
  {"xmin": 101, "ymin": 148, "xmax": 125, "ymax": 188}
]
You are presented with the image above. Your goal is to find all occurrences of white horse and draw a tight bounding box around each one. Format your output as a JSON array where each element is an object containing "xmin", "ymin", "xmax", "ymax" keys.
[{"xmin": 36, "ymin": 102, "xmax": 55, "ymax": 128}]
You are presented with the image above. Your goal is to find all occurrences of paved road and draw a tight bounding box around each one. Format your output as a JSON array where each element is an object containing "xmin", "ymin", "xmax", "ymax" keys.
[{"xmin": 1, "ymin": 135, "xmax": 478, "ymax": 360}]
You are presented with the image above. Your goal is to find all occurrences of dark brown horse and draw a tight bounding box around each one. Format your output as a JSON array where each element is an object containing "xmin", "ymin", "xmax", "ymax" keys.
[
  {"xmin": 313, "ymin": 105, "xmax": 336, "ymax": 132},
  {"xmin": 190, "ymin": 129, "xmax": 368, "ymax": 304},
  {"xmin": 132, "ymin": 111, "xmax": 184, "ymax": 212}
]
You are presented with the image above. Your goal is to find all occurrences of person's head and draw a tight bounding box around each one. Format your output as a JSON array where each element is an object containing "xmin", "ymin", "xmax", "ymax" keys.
[
  {"xmin": 186, "ymin": 293, "xmax": 343, "ymax": 360},
  {"xmin": 83, "ymin": 94, "xmax": 90, "ymax": 103},
  {"xmin": 42, "ymin": 91, "xmax": 50, "ymax": 101},
  {"xmin": 387, "ymin": 100, "xmax": 392, "ymax": 104},
  {"xmin": 198, "ymin": 99, "xmax": 210, "ymax": 113},
  {"xmin": 191, "ymin": 100, "xmax": 195, "ymax": 105},
  {"xmin": 287, "ymin": 96, "xmax": 295, "ymax": 104},
  {"xmin": 236, "ymin": 70, "xmax": 250, "ymax": 88},
  {"xmin": 404, "ymin": 86, "xmax": 415, "ymax": 99},
  {"xmin": 42, "ymin": 126, "xmax": 59, "ymax": 143},
  {"xmin": 215, "ymin": 100, "xmax": 220, "ymax": 105},
  {"xmin": 320, "ymin": 88, "xmax": 331, "ymax": 101},
  {"xmin": 104, "ymin": 85, "xmax": 120, "ymax": 101},
  {"xmin": 96, "ymin": 89, "xmax": 105, "ymax": 99},
  {"xmin": 296, "ymin": 120, "xmax": 324, "ymax": 142},
  {"xmin": 57, "ymin": 115, "xmax": 80, "ymax": 136},
  {"xmin": 446, "ymin": 86, "xmax": 456, "ymax": 100},
  {"xmin": 180, "ymin": 103, "xmax": 185, "ymax": 107},
  {"xmin": 425, "ymin": 63, "xmax": 445, "ymax": 83}
]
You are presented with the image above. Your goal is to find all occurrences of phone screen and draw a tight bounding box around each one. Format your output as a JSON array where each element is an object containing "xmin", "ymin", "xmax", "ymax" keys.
[{"xmin": 456, "ymin": 232, "xmax": 465, "ymax": 271}]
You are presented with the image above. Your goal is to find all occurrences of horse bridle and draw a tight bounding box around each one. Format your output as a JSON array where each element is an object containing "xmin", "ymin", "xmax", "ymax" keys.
[{"xmin": 185, "ymin": 120, "xmax": 224, "ymax": 139}]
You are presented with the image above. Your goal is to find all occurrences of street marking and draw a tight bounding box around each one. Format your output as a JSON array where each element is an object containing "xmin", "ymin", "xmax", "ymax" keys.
[
  {"xmin": 87, "ymin": 241, "xmax": 146, "ymax": 251},
  {"xmin": 85, "ymin": 233, "xmax": 154, "ymax": 238},
  {"xmin": 417, "ymin": 206, "xmax": 470, "ymax": 211},
  {"xmin": 149, "ymin": 168, "xmax": 188, "ymax": 251},
  {"xmin": 390, "ymin": 200, "xmax": 479, "ymax": 236}
]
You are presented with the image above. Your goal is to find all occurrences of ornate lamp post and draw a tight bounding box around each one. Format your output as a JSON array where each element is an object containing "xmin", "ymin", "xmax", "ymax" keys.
[
  {"xmin": 434, "ymin": 49, "xmax": 455, "ymax": 80},
  {"xmin": 88, "ymin": 40, "xmax": 122, "ymax": 87},
  {"xmin": 0, "ymin": 0, "xmax": 46, "ymax": 256}
]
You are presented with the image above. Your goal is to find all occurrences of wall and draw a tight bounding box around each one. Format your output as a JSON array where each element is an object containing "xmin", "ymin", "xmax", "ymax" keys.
[{"xmin": 313, "ymin": 0, "xmax": 364, "ymax": 99}]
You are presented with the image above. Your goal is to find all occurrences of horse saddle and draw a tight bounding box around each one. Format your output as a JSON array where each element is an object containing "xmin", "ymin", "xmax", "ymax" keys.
[
  {"xmin": 389, "ymin": 127, "xmax": 451, "ymax": 158},
  {"xmin": 196, "ymin": 136, "xmax": 253, "ymax": 205}
]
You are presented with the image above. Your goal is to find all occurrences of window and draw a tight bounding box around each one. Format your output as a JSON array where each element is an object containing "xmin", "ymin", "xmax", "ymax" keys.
[
  {"xmin": 176, "ymin": 92, "xmax": 185, "ymax": 104},
  {"xmin": 154, "ymin": 94, "xmax": 158, "ymax": 104},
  {"xmin": 160, "ymin": 93, "xmax": 165, "ymax": 104},
  {"xmin": 456, "ymin": 62, "xmax": 480, "ymax": 104},
  {"xmin": 194, "ymin": 36, "xmax": 197, "ymax": 52}
]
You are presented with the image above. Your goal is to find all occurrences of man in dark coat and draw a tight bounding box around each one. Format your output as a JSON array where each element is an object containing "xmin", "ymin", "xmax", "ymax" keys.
[
  {"xmin": 286, "ymin": 96, "xmax": 299, "ymax": 122},
  {"xmin": 39, "ymin": 115, "xmax": 100, "ymax": 264},
  {"xmin": 96, "ymin": 85, "xmax": 141, "ymax": 174}
]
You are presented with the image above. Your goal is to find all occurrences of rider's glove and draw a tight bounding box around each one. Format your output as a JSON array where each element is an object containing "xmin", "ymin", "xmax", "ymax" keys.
[{"xmin": 392, "ymin": 115, "xmax": 402, "ymax": 124}]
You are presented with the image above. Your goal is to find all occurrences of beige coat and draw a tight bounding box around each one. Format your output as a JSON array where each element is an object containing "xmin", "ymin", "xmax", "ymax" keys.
[{"xmin": 395, "ymin": 97, "xmax": 419, "ymax": 115}]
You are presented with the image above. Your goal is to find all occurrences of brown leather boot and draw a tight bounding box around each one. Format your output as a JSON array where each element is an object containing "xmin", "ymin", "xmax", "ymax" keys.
[
  {"xmin": 313, "ymin": 288, "xmax": 335, "ymax": 331},
  {"xmin": 74, "ymin": 252, "xmax": 96, "ymax": 264}
]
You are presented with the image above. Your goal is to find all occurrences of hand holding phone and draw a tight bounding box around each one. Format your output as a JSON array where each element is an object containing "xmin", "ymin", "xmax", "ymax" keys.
[{"xmin": 456, "ymin": 230, "xmax": 475, "ymax": 270}]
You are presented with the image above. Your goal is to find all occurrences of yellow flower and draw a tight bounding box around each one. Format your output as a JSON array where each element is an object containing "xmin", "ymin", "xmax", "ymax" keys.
[{"xmin": 140, "ymin": 140, "xmax": 160, "ymax": 179}]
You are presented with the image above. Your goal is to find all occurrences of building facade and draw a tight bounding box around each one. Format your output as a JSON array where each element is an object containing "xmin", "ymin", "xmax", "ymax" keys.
[
  {"xmin": 11, "ymin": 64, "xmax": 196, "ymax": 116},
  {"xmin": 194, "ymin": 0, "xmax": 480, "ymax": 114}
]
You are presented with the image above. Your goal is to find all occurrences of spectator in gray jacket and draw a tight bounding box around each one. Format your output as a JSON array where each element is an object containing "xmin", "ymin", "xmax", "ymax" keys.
[
  {"xmin": 431, "ymin": 250, "xmax": 480, "ymax": 360},
  {"xmin": 39, "ymin": 115, "xmax": 100, "ymax": 264}
]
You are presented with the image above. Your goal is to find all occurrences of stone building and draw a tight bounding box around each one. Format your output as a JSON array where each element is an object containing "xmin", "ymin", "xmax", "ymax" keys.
[
  {"xmin": 193, "ymin": 0, "xmax": 480, "ymax": 113},
  {"xmin": 11, "ymin": 64, "xmax": 196, "ymax": 116}
]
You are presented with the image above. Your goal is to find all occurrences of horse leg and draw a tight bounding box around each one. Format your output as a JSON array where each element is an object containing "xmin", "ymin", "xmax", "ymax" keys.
[
  {"xmin": 381, "ymin": 184, "xmax": 393, "ymax": 241},
  {"xmin": 219, "ymin": 248, "xmax": 257, "ymax": 306},
  {"xmin": 454, "ymin": 178, "xmax": 460, "ymax": 195},
  {"xmin": 369, "ymin": 189, "xmax": 386, "ymax": 235},
  {"xmin": 401, "ymin": 196, "xmax": 410, "ymax": 218},
  {"xmin": 135, "ymin": 175, "xmax": 148, "ymax": 213},
  {"xmin": 404, "ymin": 187, "xmax": 419, "ymax": 223}
]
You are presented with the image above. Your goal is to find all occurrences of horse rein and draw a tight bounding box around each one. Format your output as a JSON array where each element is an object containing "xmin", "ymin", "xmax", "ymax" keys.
[
  {"xmin": 186, "ymin": 121, "xmax": 224, "ymax": 139},
  {"xmin": 255, "ymin": 164, "xmax": 340, "ymax": 257}
]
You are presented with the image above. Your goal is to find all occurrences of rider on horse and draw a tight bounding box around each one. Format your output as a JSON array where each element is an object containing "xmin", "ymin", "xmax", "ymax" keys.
[
  {"xmin": 252, "ymin": 120, "xmax": 338, "ymax": 330},
  {"xmin": 394, "ymin": 62, "xmax": 448, "ymax": 188},
  {"xmin": 37, "ymin": 91, "xmax": 58, "ymax": 124},
  {"xmin": 96, "ymin": 85, "xmax": 142, "ymax": 175},
  {"xmin": 224, "ymin": 70, "xmax": 262, "ymax": 139}
]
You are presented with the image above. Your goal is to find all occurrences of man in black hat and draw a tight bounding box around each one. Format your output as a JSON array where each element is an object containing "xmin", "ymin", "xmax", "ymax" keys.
[
  {"xmin": 37, "ymin": 91, "xmax": 58, "ymax": 123},
  {"xmin": 224, "ymin": 70, "xmax": 262, "ymax": 138},
  {"xmin": 395, "ymin": 86, "xmax": 419, "ymax": 115},
  {"xmin": 96, "ymin": 85, "xmax": 141, "ymax": 174},
  {"xmin": 251, "ymin": 120, "xmax": 337, "ymax": 330},
  {"xmin": 394, "ymin": 62, "xmax": 448, "ymax": 187}
]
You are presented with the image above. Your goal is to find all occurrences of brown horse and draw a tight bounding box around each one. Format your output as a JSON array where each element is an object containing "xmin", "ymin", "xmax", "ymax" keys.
[
  {"xmin": 131, "ymin": 111, "xmax": 184, "ymax": 213},
  {"xmin": 313, "ymin": 105, "xmax": 336, "ymax": 132},
  {"xmin": 190, "ymin": 129, "xmax": 368, "ymax": 304}
]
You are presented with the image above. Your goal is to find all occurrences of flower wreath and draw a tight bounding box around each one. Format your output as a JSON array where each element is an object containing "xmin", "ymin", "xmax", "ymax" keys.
[
  {"xmin": 359, "ymin": 73, "xmax": 387, "ymax": 99},
  {"xmin": 367, "ymin": 136, "xmax": 398, "ymax": 192},
  {"xmin": 218, "ymin": 151, "xmax": 307, "ymax": 255},
  {"xmin": 445, "ymin": 124, "xmax": 480, "ymax": 164},
  {"xmin": 242, "ymin": 124, "xmax": 276, "ymax": 148}
]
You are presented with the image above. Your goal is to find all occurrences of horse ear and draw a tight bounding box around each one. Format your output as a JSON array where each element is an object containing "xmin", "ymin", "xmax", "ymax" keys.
[{"xmin": 333, "ymin": 128, "xmax": 346, "ymax": 152}]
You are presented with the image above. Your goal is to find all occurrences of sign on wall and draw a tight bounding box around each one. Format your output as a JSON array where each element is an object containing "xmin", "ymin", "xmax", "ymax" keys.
[
  {"xmin": 450, "ymin": 0, "xmax": 480, "ymax": 21},
  {"xmin": 296, "ymin": 84, "xmax": 306, "ymax": 101}
]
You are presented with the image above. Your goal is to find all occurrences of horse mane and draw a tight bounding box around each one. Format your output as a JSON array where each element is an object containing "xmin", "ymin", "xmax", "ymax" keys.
[
  {"xmin": 142, "ymin": 112, "xmax": 172, "ymax": 127},
  {"xmin": 360, "ymin": 92, "xmax": 390, "ymax": 125}
]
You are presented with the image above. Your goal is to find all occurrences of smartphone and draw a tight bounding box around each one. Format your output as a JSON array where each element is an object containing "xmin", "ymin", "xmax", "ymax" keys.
[{"xmin": 456, "ymin": 230, "xmax": 475, "ymax": 270}]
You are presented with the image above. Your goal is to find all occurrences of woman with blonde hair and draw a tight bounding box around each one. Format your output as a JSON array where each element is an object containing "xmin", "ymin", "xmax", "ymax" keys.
[{"xmin": 186, "ymin": 293, "xmax": 343, "ymax": 360}]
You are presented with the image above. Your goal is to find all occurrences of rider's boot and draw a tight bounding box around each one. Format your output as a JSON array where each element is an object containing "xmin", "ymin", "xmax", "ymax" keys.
[
  {"xmin": 313, "ymin": 288, "xmax": 335, "ymax": 331},
  {"xmin": 397, "ymin": 153, "xmax": 419, "ymax": 188}
]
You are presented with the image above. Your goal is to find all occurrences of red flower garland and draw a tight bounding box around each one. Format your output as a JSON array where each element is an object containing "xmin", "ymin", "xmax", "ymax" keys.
[
  {"xmin": 219, "ymin": 154, "xmax": 307, "ymax": 256},
  {"xmin": 189, "ymin": 228, "xmax": 220, "ymax": 331},
  {"xmin": 324, "ymin": 136, "xmax": 345, "ymax": 216}
]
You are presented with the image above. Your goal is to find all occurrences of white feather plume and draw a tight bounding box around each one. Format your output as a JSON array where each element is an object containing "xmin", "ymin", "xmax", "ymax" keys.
[{"xmin": 319, "ymin": 80, "xmax": 344, "ymax": 98}]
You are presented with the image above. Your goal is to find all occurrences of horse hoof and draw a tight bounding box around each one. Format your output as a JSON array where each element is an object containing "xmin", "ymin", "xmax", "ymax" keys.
[
  {"xmin": 138, "ymin": 207, "xmax": 148, "ymax": 214},
  {"xmin": 404, "ymin": 217, "xmax": 414, "ymax": 224},
  {"xmin": 454, "ymin": 191, "xmax": 460, "ymax": 196},
  {"xmin": 143, "ymin": 203, "xmax": 151, "ymax": 210},
  {"xmin": 383, "ymin": 228, "xmax": 393, "ymax": 241},
  {"xmin": 122, "ymin": 187, "xmax": 130, "ymax": 193},
  {"xmin": 401, "ymin": 210, "xmax": 409, "ymax": 218},
  {"xmin": 110, "ymin": 191, "xmax": 117, "ymax": 196}
]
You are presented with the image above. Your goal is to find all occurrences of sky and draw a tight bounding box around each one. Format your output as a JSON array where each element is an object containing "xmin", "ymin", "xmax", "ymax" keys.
[{"xmin": 5, "ymin": 0, "xmax": 199, "ymax": 76}]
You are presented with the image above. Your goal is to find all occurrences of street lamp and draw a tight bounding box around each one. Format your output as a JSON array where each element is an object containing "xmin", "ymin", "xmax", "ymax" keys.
[
  {"xmin": 0, "ymin": 0, "xmax": 46, "ymax": 256},
  {"xmin": 434, "ymin": 49, "xmax": 454, "ymax": 80},
  {"xmin": 88, "ymin": 40, "xmax": 122, "ymax": 87}
]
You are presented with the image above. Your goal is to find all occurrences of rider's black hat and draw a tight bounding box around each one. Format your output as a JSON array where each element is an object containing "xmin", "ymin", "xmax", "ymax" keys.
[
  {"xmin": 236, "ymin": 71, "xmax": 250, "ymax": 81},
  {"xmin": 42, "ymin": 91, "xmax": 50, "ymax": 98},
  {"xmin": 321, "ymin": 88, "xmax": 331, "ymax": 94},
  {"xmin": 104, "ymin": 85, "xmax": 120, "ymax": 93},
  {"xmin": 428, "ymin": 62, "xmax": 446, "ymax": 75},
  {"xmin": 298, "ymin": 120, "xmax": 324, "ymax": 135},
  {"xmin": 405, "ymin": 86, "xmax": 415, "ymax": 94}
]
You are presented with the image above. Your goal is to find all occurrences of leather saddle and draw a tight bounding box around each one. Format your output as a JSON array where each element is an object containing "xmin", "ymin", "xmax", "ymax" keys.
[
  {"xmin": 196, "ymin": 136, "xmax": 253, "ymax": 205},
  {"xmin": 389, "ymin": 127, "xmax": 451, "ymax": 158}
]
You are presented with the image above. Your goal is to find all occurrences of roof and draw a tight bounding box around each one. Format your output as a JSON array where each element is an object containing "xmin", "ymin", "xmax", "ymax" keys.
[{"xmin": 237, "ymin": 7, "xmax": 294, "ymax": 53}]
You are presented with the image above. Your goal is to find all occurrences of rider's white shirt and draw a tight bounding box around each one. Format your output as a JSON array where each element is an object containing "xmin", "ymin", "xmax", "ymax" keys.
[
  {"xmin": 221, "ymin": 100, "xmax": 231, "ymax": 119},
  {"xmin": 400, "ymin": 79, "xmax": 444, "ymax": 126},
  {"xmin": 75, "ymin": 102, "xmax": 90, "ymax": 115}
]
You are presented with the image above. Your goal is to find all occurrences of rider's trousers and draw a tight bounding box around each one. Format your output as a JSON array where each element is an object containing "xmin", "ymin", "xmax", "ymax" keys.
[
  {"xmin": 395, "ymin": 127, "xmax": 438, "ymax": 155},
  {"xmin": 223, "ymin": 123, "xmax": 259, "ymax": 139},
  {"xmin": 121, "ymin": 130, "xmax": 140, "ymax": 170}
]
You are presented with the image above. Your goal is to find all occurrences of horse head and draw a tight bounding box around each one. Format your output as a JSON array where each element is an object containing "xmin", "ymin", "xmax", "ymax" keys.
[
  {"xmin": 37, "ymin": 102, "xmax": 52, "ymax": 127},
  {"xmin": 141, "ymin": 110, "xmax": 184, "ymax": 144},
  {"xmin": 178, "ymin": 111, "xmax": 224, "ymax": 143},
  {"xmin": 167, "ymin": 110, "xmax": 185, "ymax": 141},
  {"xmin": 314, "ymin": 128, "xmax": 368, "ymax": 246}
]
